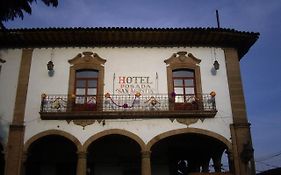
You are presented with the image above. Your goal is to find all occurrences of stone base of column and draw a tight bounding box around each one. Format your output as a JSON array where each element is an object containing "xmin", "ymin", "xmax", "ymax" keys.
[{"xmin": 4, "ymin": 124, "xmax": 25, "ymax": 175}]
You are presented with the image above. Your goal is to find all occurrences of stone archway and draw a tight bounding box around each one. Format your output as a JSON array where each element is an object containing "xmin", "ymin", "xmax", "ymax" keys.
[
  {"xmin": 84, "ymin": 129, "xmax": 146, "ymax": 175},
  {"xmin": 83, "ymin": 129, "xmax": 146, "ymax": 152},
  {"xmin": 24, "ymin": 130, "xmax": 82, "ymax": 175},
  {"xmin": 147, "ymin": 128, "xmax": 232, "ymax": 175},
  {"xmin": 24, "ymin": 130, "xmax": 82, "ymax": 153}
]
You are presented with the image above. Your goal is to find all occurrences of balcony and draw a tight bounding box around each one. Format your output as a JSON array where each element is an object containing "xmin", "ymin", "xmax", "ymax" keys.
[{"xmin": 39, "ymin": 93, "xmax": 217, "ymax": 120}]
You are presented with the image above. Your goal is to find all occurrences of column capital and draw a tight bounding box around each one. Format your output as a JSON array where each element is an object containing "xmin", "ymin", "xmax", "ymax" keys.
[
  {"xmin": 77, "ymin": 151, "xmax": 87, "ymax": 159},
  {"xmin": 141, "ymin": 151, "xmax": 151, "ymax": 158}
]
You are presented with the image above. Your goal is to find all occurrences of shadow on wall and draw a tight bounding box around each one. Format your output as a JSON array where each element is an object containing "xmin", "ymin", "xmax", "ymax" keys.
[
  {"xmin": 0, "ymin": 115, "xmax": 8, "ymax": 175},
  {"xmin": 211, "ymin": 67, "xmax": 218, "ymax": 76}
]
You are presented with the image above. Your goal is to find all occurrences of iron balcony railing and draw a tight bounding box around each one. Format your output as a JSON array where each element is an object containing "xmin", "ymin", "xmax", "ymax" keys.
[{"xmin": 40, "ymin": 93, "xmax": 216, "ymax": 113}]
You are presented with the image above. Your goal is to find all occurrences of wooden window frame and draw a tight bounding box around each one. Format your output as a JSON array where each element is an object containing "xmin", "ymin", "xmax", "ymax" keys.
[
  {"xmin": 68, "ymin": 52, "xmax": 106, "ymax": 111},
  {"xmin": 164, "ymin": 51, "xmax": 202, "ymax": 110},
  {"xmin": 74, "ymin": 70, "xmax": 99, "ymax": 111},
  {"xmin": 172, "ymin": 69, "xmax": 197, "ymax": 102}
]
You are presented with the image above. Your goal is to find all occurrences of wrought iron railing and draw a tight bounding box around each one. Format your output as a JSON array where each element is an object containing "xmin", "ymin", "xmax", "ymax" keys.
[{"xmin": 40, "ymin": 93, "xmax": 216, "ymax": 113}]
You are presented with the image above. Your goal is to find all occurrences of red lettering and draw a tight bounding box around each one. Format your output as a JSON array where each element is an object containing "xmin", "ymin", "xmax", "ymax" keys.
[{"xmin": 119, "ymin": 76, "xmax": 126, "ymax": 84}]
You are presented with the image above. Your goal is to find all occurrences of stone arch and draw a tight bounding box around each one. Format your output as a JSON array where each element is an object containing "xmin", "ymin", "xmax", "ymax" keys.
[
  {"xmin": 83, "ymin": 129, "xmax": 146, "ymax": 152},
  {"xmin": 147, "ymin": 128, "xmax": 231, "ymax": 151},
  {"xmin": 24, "ymin": 129, "xmax": 82, "ymax": 153}
]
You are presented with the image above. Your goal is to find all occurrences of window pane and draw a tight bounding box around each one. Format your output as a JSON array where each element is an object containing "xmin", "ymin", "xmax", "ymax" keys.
[
  {"xmin": 88, "ymin": 80, "xmax": 97, "ymax": 87},
  {"xmin": 175, "ymin": 96, "xmax": 184, "ymax": 103},
  {"xmin": 186, "ymin": 95, "xmax": 195, "ymax": 102},
  {"xmin": 87, "ymin": 96, "xmax": 96, "ymax": 104},
  {"xmin": 174, "ymin": 79, "xmax": 183, "ymax": 86},
  {"xmin": 174, "ymin": 88, "xmax": 184, "ymax": 95},
  {"xmin": 173, "ymin": 70, "xmax": 194, "ymax": 77},
  {"xmin": 76, "ymin": 80, "xmax": 86, "ymax": 88},
  {"xmin": 185, "ymin": 88, "xmax": 195, "ymax": 94},
  {"xmin": 76, "ymin": 88, "xmax": 85, "ymax": 95},
  {"xmin": 75, "ymin": 97, "xmax": 85, "ymax": 104},
  {"xmin": 184, "ymin": 79, "xmax": 194, "ymax": 86},
  {"xmin": 88, "ymin": 88, "xmax": 97, "ymax": 95},
  {"xmin": 76, "ymin": 70, "xmax": 98, "ymax": 78}
]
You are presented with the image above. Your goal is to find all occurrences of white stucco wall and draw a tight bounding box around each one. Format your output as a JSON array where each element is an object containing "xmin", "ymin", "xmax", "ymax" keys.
[
  {"xmin": 0, "ymin": 49, "xmax": 22, "ymax": 144},
  {"xmin": 23, "ymin": 47, "xmax": 233, "ymax": 145}
]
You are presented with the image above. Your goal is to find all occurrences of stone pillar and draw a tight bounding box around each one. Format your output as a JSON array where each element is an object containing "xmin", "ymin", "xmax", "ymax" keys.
[
  {"xmin": 141, "ymin": 151, "xmax": 151, "ymax": 175},
  {"xmin": 226, "ymin": 150, "xmax": 235, "ymax": 173},
  {"xmin": 76, "ymin": 151, "xmax": 87, "ymax": 175},
  {"xmin": 4, "ymin": 49, "xmax": 33, "ymax": 175},
  {"xmin": 224, "ymin": 48, "xmax": 255, "ymax": 175},
  {"xmin": 4, "ymin": 124, "xmax": 25, "ymax": 175},
  {"xmin": 201, "ymin": 157, "xmax": 211, "ymax": 172},
  {"xmin": 20, "ymin": 152, "xmax": 28, "ymax": 175},
  {"xmin": 213, "ymin": 156, "xmax": 222, "ymax": 172}
]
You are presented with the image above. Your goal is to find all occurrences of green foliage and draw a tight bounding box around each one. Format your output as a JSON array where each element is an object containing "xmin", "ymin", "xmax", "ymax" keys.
[{"xmin": 0, "ymin": 0, "xmax": 58, "ymax": 29}]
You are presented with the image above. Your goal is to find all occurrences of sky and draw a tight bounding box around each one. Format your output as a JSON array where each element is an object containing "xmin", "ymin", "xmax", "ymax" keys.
[{"xmin": 4, "ymin": 0, "xmax": 281, "ymax": 173}]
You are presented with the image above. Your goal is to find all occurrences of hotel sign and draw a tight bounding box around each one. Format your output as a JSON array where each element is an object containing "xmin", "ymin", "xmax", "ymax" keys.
[{"xmin": 115, "ymin": 76, "xmax": 154, "ymax": 94}]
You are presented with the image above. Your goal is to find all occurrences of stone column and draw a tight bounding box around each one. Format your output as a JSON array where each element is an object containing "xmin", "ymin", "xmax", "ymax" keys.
[
  {"xmin": 5, "ymin": 49, "xmax": 33, "ymax": 175},
  {"xmin": 213, "ymin": 156, "xmax": 222, "ymax": 172},
  {"xmin": 201, "ymin": 157, "xmax": 211, "ymax": 172},
  {"xmin": 141, "ymin": 151, "xmax": 151, "ymax": 175},
  {"xmin": 20, "ymin": 152, "xmax": 28, "ymax": 175},
  {"xmin": 224, "ymin": 48, "xmax": 255, "ymax": 175},
  {"xmin": 226, "ymin": 150, "xmax": 235, "ymax": 173},
  {"xmin": 76, "ymin": 151, "xmax": 87, "ymax": 175}
]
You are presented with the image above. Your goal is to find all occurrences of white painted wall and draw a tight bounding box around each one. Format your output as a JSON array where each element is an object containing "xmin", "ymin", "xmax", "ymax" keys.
[
  {"xmin": 0, "ymin": 49, "xmax": 22, "ymax": 144},
  {"xmin": 23, "ymin": 47, "xmax": 233, "ymax": 145}
]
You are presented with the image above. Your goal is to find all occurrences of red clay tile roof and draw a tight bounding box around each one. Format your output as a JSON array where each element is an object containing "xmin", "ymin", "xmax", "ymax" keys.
[{"xmin": 0, "ymin": 27, "xmax": 259, "ymax": 59}]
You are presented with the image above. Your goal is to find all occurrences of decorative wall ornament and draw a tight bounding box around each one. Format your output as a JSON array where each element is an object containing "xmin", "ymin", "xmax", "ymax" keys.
[
  {"xmin": 68, "ymin": 51, "xmax": 106, "ymax": 66},
  {"xmin": 104, "ymin": 92, "xmax": 141, "ymax": 108},
  {"xmin": 66, "ymin": 119, "xmax": 107, "ymax": 129},
  {"xmin": 164, "ymin": 51, "xmax": 201, "ymax": 66},
  {"xmin": 40, "ymin": 94, "xmax": 67, "ymax": 112},
  {"xmin": 175, "ymin": 118, "xmax": 200, "ymax": 126},
  {"xmin": 72, "ymin": 120, "xmax": 95, "ymax": 129}
]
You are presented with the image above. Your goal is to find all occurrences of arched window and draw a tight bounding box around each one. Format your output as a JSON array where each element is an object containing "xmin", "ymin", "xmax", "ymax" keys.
[
  {"xmin": 164, "ymin": 51, "xmax": 202, "ymax": 110},
  {"xmin": 68, "ymin": 52, "xmax": 106, "ymax": 111}
]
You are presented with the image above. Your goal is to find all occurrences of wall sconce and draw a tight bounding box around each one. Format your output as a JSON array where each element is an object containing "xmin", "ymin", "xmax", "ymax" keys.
[
  {"xmin": 213, "ymin": 60, "xmax": 220, "ymax": 70},
  {"xmin": 47, "ymin": 49, "xmax": 55, "ymax": 77},
  {"xmin": 0, "ymin": 58, "xmax": 6, "ymax": 63},
  {"xmin": 47, "ymin": 60, "xmax": 54, "ymax": 71},
  {"xmin": 47, "ymin": 60, "xmax": 54, "ymax": 77},
  {"xmin": 213, "ymin": 48, "xmax": 220, "ymax": 70}
]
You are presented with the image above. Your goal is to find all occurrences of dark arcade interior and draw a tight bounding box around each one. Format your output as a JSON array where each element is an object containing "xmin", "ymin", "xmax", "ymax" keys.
[
  {"xmin": 25, "ymin": 135, "xmax": 77, "ymax": 175},
  {"xmin": 151, "ymin": 133, "xmax": 229, "ymax": 175},
  {"xmin": 87, "ymin": 134, "xmax": 141, "ymax": 175},
  {"xmin": 0, "ymin": 144, "xmax": 4, "ymax": 175}
]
